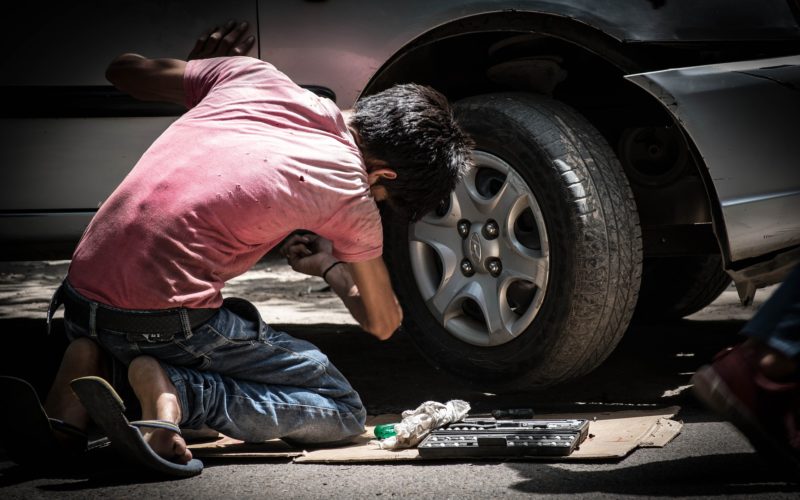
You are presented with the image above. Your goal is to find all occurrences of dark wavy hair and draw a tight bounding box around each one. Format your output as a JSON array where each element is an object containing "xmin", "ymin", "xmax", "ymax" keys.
[{"xmin": 351, "ymin": 84, "xmax": 473, "ymax": 221}]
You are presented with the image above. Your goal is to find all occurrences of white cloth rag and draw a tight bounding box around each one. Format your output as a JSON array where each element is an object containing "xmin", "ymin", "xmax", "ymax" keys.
[{"xmin": 372, "ymin": 400, "xmax": 471, "ymax": 450}]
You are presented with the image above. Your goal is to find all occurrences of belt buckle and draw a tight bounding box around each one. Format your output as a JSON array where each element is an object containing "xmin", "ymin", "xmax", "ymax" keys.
[{"xmin": 136, "ymin": 332, "xmax": 174, "ymax": 343}]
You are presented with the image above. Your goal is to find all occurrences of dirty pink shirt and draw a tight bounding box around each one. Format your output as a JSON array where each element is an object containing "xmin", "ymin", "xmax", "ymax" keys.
[{"xmin": 68, "ymin": 57, "xmax": 383, "ymax": 310}]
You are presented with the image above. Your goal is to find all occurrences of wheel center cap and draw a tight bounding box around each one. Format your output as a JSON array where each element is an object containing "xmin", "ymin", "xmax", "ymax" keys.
[{"xmin": 468, "ymin": 232, "xmax": 482, "ymax": 263}]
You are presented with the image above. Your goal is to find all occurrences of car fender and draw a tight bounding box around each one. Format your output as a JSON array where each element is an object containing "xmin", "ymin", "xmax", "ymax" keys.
[
  {"xmin": 259, "ymin": 0, "xmax": 799, "ymax": 108},
  {"xmin": 625, "ymin": 56, "xmax": 800, "ymax": 295}
]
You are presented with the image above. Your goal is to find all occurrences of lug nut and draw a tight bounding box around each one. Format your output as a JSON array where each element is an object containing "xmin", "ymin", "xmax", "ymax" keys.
[
  {"xmin": 483, "ymin": 220, "xmax": 499, "ymax": 240},
  {"xmin": 487, "ymin": 258, "xmax": 502, "ymax": 277},
  {"xmin": 457, "ymin": 220, "xmax": 471, "ymax": 239},
  {"xmin": 461, "ymin": 259, "xmax": 475, "ymax": 277}
]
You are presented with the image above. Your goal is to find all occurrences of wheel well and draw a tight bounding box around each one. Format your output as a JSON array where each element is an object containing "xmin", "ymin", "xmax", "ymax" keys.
[{"xmin": 365, "ymin": 13, "xmax": 720, "ymax": 259}]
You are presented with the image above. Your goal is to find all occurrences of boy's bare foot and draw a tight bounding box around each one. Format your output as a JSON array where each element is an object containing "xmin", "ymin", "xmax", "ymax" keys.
[
  {"xmin": 44, "ymin": 337, "xmax": 107, "ymax": 441},
  {"xmin": 127, "ymin": 355, "xmax": 192, "ymax": 464}
]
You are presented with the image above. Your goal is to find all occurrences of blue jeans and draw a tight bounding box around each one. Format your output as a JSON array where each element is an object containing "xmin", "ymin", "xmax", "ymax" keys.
[
  {"xmin": 64, "ymin": 288, "xmax": 366, "ymax": 445},
  {"xmin": 742, "ymin": 264, "xmax": 800, "ymax": 359}
]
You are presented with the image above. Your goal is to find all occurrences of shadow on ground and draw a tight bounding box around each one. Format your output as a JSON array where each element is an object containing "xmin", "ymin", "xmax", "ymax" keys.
[
  {"xmin": 292, "ymin": 316, "xmax": 745, "ymax": 414},
  {"xmin": 505, "ymin": 453, "xmax": 795, "ymax": 496}
]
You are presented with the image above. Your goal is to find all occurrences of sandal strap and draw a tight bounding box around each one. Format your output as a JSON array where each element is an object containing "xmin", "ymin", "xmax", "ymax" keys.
[
  {"xmin": 130, "ymin": 420, "xmax": 182, "ymax": 434},
  {"xmin": 49, "ymin": 418, "xmax": 88, "ymax": 439}
]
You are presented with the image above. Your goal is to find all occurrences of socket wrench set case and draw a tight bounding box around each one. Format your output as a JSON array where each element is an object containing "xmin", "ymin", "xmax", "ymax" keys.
[{"xmin": 418, "ymin": 417, "xmax": 590, "ymax": 458}]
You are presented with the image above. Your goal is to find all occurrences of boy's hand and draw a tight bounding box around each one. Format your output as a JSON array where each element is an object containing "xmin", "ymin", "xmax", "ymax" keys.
[
  {"xmin": 281, "ymin": 234, "xmax": 337, "ymax": 277},
  {"xmin": 188, "ymin": 20, "xmax": 255, "ymax": 60},
  {"xmin": 282, "ymin": 234, "xmax": 401, "ymax": 340}
]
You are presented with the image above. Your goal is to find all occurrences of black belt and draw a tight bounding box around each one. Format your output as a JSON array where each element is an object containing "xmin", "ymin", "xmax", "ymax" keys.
[{"xmin": 51, "ymin": 282, "xmax": 217, "ymax": 341}]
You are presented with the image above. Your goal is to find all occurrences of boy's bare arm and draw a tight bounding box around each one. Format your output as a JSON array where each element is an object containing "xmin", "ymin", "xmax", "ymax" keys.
[
  {"xmin": 106, "ymin": 55, "xmax": 187, "ymax": 105},
  {"xmin": 106, "ymin": 21, "xmax": 255, "ymax": 105},
  {"xmin": 331, "ymin": 257, "xmax": 403, "ymax": 340}
]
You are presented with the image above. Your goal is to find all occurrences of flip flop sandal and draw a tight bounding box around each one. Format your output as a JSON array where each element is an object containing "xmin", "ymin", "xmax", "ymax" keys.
[
  {"xmin": 70, "ymin": 376, "xmax": 203, "ymax": 478},
  {"xmin": 0, "ymin": 375, "xmax": 90, "ymax": 467}
]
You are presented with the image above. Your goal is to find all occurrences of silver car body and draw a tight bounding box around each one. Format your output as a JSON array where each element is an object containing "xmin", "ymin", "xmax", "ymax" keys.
[{"xmin": 1, "ymin": 0, "xmax": 799, "ymax": 293}]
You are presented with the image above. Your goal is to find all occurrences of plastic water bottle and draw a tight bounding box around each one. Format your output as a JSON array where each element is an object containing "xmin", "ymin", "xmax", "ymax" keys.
[{"xmin": 373, "ymin": 423, "xmax": 397, "ymax": 439}]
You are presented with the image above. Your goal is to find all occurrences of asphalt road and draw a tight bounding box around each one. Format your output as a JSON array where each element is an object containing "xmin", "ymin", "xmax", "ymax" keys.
[{"xmin": 1, "ymin": 274, "xmax": 798, "ymax": 499}]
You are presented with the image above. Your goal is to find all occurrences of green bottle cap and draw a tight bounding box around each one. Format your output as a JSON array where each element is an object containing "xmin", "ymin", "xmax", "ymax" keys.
[{"xmin": 374, "ymin": 423, "xmax": 398, "ymax": 440}]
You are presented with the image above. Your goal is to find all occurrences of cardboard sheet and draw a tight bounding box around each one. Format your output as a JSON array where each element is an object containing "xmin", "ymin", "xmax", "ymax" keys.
[
  {"xmin": 190, "ymin": 435, "xmax": 303, "ymax": 459},
  {"xmin": 189, "ymin": 406, "xmax": 682, "ymax": 463}
]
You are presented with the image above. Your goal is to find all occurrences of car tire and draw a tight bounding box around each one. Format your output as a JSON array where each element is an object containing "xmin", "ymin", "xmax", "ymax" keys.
[
  {"xmin": 634, "ymin": 255, "xmax": 731, "ymax": 321},
  {"xmin": 384, "ymin": 93, "xmax": 642, "ymax": 390}
]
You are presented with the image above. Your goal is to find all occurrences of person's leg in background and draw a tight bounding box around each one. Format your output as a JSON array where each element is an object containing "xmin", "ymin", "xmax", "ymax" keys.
[
  {"xmin": 692, "ymin": 264, "xmax": 800, "ymax": 474},
  {"xmin": 741, "ymin": 265, "xmax": 800, "ymax": 378}
]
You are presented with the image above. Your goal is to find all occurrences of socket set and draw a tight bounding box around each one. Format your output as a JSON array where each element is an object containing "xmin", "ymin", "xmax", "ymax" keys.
[{"xmin": 418, "ymin": 417, "xmax": 590, "ymax": 458}]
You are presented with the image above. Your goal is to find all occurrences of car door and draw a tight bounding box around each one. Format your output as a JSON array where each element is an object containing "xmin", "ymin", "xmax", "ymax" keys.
[{"xmin": 0, "ymin": 0, "xmax": 256, "ymax": 257}]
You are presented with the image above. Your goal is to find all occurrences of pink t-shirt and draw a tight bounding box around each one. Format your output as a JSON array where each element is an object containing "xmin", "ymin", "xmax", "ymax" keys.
[{"xmin": 68, "ymin": 57, "xmax": 383, "ymax": 310}]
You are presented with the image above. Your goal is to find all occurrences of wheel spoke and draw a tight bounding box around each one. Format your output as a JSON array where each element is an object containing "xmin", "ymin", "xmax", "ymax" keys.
[
  {"xmin": 410, "ymin": 218, "xmax": 463, "ymax": 258},
  {"xmin": 501, "ymin": 247, "xmax": 548, "ymax": 288},
  {"xmin": 472, "ymin": 278, "xmax": 513, "ymax": 343},
  {"xmin": 477, "ymin": 174, "xmax": 526, "ymax": 217},
  {"xmin": 452, "ymin": 176, "xmax": 480, "ymax": 220},
  {"xmin": 426, "ymin": 272, "xmax": 470, "ymax": 323}
]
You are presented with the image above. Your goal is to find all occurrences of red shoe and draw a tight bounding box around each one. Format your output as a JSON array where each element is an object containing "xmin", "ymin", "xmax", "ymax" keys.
[{"xmin": 691, "ymin": 342, "xmax": 800, "ymax": 477}]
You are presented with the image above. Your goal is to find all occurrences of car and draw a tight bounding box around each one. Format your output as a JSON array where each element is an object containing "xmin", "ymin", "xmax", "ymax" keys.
[{"xmin": 2, "ymin": 0, "xmax": 799, "ymax": 389}]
